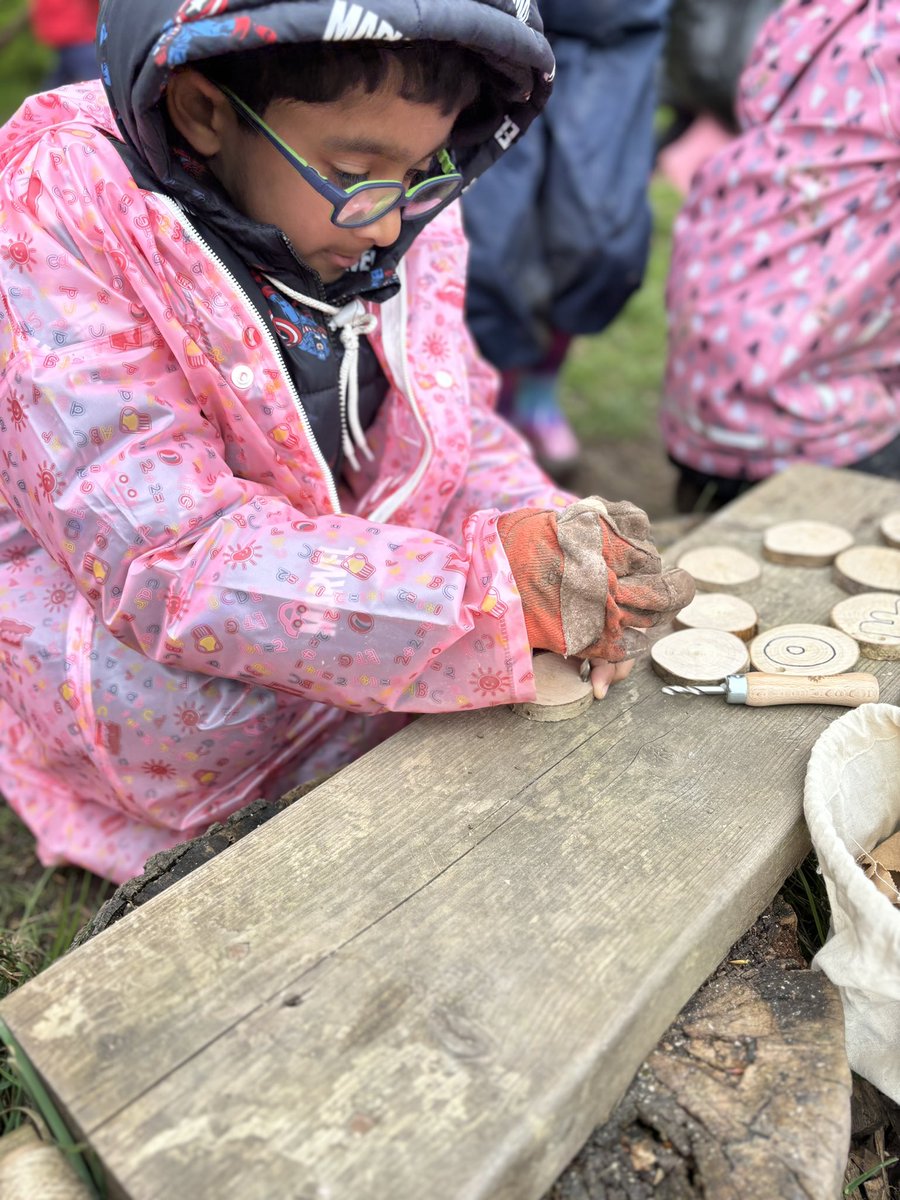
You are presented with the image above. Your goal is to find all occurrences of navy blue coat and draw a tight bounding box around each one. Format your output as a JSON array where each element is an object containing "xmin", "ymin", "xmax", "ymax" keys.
[{"xmin": 463, "ymin": 0, "xmax": 669, "ymax": 369}]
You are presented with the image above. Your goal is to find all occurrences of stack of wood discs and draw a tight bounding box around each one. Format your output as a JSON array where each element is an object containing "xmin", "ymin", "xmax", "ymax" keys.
[{"xmin": 665, "ymin": 544, "xmax": 761, "ymax": 682}]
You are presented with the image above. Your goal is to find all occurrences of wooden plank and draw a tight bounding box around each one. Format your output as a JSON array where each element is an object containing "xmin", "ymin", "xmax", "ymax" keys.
[{"xmin": 2, "ymin": 464, "xmax": 899, "ymax": 1200}]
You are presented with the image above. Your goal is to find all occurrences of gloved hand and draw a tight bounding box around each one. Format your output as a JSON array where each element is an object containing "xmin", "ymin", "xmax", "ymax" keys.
[{"xmin": 497, "ymin": 497, "xmax": 695, "ymax": 662}]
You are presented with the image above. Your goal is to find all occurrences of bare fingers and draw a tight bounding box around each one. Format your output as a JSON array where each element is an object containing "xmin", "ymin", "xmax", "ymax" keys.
[{"xmin": 589, "ymin": 657, "xmax": 634, "ymax": 699}]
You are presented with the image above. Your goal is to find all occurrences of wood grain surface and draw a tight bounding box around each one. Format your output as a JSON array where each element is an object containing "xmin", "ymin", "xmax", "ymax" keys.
[
  {"xmin": 880, "ymin": 511, "xmax": 900, "ymax": 548},
  {"xmin": 513, "ymin": 652, "xmax": 594, "ymax": 722},
  {"xmin": 830, "ymin": 593, "xmax": 900, "ymax": 660},
  {"xmin": 748, "ymin": 622, "xmax": 860, "ymax": 675},
  {"xmin": 673, "ymin": 592, "xmax": 759, "ymax": 640},
  {"xmin": 650, "ymin": 627, "xmax": 750, "ymax": 684},
  {"xmin": 676, "ymin": 544, "xmax": 761, "ymax": 591},
  {"xmin": 2, "ymin": 465, "xmax": 899, "ymax": 1200},
  {"xmin": 762, "ymin": 519, "xmax": 854, "ymax": 566},
  {"xmin": 834, "ymin": 545, "xmax": 900, "ymax": 594}
]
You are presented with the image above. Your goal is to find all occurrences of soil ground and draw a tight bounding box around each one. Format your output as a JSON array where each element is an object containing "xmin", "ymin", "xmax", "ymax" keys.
[{"xmin": 568, "ymin": 436, "xmax": 680, "ymax": 523}]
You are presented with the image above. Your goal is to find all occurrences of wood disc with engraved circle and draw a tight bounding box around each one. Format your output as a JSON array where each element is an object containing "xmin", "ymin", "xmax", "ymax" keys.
[
  {"xmin": 749, "ymin": 623, "xmax": 859, "ymax": 675},
  {"xmin": 762, "ymin": 520, "xmax": 854, "ymax": 566},
  {"xmin": 880, "ymin": 511, "xmax": 900, "ymax": 549},
  {"xmin": 676, "ymin": 546, "xmax": 761, "ymax": 592},
  {"xmin": 833, "ymin": 546, "xmax": 900, "ymax": 595},
  {"xmin": 513, "ymin": 652, "xmax": 594, "ymax": 722},
  {"xmin": 650, "ymin": 629, "xmax": 750, "ymax": 685},
  {"xmin": 673, "ymin": 593, "xmax": 759, "ymax": 641},
  {"xmin": 830, "ymin": 592, "xmax": 900, "ymax": 661}
]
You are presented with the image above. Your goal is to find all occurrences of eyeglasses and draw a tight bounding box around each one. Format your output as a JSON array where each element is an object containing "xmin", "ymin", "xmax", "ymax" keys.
[{"xmin": 220, "ymin": 86, "xmax": 464, "ymax": 229}]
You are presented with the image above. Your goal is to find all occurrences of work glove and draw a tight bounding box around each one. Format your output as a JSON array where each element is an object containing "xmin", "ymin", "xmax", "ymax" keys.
[{"xmin": 497, "ymin": 497, "xmax": 695, "ymax": 662}]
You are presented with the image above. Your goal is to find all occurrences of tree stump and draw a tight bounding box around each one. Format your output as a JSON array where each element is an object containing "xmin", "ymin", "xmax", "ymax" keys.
[{"xmin": 545, "ymin": 901, "xmax": 853, "ymax": 1200}]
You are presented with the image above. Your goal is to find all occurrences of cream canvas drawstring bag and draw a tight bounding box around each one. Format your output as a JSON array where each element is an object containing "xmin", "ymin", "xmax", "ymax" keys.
[{"xmin": 803, "ymin": 703, "xmax": 900, "ymax": 1103}]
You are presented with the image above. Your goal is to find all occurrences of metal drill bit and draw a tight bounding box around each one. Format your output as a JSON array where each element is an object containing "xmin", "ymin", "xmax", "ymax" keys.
[
  {"xmin": 661, "ymin": 683, "xmax": 726, "ymax": 697},
  {"xmin": 662, "ymin": 675, "xmax": 748, "ymax": 702}
]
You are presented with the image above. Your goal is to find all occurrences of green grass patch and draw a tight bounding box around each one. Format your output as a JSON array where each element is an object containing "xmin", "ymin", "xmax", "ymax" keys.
[
  {"xmin": 563, "ymin": 178, "xmax": 682, "ymax": 441},
  {"xmin": 844, "ymin": 1158, "xmax": 900, "ymax": 1196},
  {"xmin": 782, "ymin": 852, "xmax": 831, "ymax": 962},
  {"xmin": 0, "ymin": 1, "xmax": 50, "ymax": 121},
  {"xmin": 0, "ymin": 805, "xmax": 108, "ymax": 1135}
]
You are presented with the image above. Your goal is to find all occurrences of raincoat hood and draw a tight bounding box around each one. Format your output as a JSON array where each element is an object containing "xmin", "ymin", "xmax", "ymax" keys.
[{"xmin": 96, "ymin": 0, "xmax": 554, "ymax": 242}]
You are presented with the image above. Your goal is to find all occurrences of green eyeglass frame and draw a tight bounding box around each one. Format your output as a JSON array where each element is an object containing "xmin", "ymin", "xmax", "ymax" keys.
[{"xmin": 221, "ymin": 85, "xmax": 464, "ymax": 229}]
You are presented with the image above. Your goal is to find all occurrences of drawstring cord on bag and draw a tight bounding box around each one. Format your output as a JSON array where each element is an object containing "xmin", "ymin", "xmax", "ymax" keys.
[{"xmin": 264, "ymin": 275, "xmax": 378, "ymax": 472}]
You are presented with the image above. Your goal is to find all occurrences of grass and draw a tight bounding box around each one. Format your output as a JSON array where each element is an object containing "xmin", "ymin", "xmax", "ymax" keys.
[
  {"xmin": 844, "ymin": 1159, "xmax": 900, "ymax": 1196},
  {"xmin": 0, "ymin": 0, "xmax": 50, "ymax": 121},
  {"xmin": 782, "ymin": 852, "xmax": 831, "ymax": 961},
  {"xmin": 563, "ymin": 179, "xmax": 682, "ymax": 441},
  {"xmin": 0, "ymin": 805, "xmax": 108, "ymax": 1135}
]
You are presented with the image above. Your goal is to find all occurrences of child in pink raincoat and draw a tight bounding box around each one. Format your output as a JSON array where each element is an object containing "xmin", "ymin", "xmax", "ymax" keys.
[
  {"xmin": 0, "ymin": 0, "xmax": 692, "ymax": 883},
  {"xmin": 662, "ymin": 0, "xmax": 900, "ymax": 511}
]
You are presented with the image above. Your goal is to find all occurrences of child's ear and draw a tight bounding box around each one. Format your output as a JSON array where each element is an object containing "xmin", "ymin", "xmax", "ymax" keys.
[{"xmin": 165, "ymin": 68, "xmax": 235, "ymax": 158}]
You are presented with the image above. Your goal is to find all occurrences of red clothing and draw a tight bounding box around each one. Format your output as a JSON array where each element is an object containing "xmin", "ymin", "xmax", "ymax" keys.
[{"xmin": 30, "ymin": 0, "xmax": 98, "ymax": 48}]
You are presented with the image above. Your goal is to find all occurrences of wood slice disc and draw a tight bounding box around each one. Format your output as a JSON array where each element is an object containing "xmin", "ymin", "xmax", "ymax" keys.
[
  {"xmin": 513, "ymin": 652, "xmax": 594, "ymax": 723},
  {"xmin": 748, "ymin": 623, "xmax": 859, "ymax": 675},
  {"xmin": 676, "ymin": 546, "xmax": 761, "ymax": 592},
  {"xmin": 650, "ymin": 628, "xmax": 750, "ymax": 685},
  {"xmin": 762, "ymin": 519, "xmax": 854, "ymax": 566},
  {"xmin": 830, "ymin": 592, "xmax": 900, "ymax": 661},
  {"xmin": 880, "ymin": 511, "xmax": 900, "ymax": 549},
  {"xmin": 673, "ymin": 592, "xmax": 759, "ymax": 641},
  {"xmin": 833, "ymin": 545, "xmax": 900, "ymax": 595}
]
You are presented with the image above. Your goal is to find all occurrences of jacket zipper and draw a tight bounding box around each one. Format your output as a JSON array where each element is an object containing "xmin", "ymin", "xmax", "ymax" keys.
[
  {"xmin": 154, "ymin": 194, "xmax": 342, "ymax": 515},
  {"xmin": 367, "ymin": 262, "xmax": 434, "ymax": 524}
]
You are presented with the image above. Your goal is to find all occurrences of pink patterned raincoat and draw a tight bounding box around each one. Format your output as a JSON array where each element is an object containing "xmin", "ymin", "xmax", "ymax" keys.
[
  {"xmin": 662, "ymin": 0, "xmax": 900, "ymax": 480},
  {"xmin": 0, "ymin": 81, "xmax": 570, "ymax": 882}
]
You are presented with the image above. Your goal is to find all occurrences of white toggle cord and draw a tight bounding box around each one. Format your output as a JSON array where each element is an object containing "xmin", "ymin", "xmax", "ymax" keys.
[{"xmin": 264, "ymin": 275, "xmax": 379, "ymax": 471}]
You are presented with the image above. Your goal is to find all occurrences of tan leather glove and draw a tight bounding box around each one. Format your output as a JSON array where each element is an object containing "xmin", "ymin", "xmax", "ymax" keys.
[{"xmin": 497, "ymin": 497, "xmax": 695, "ymax": 661}]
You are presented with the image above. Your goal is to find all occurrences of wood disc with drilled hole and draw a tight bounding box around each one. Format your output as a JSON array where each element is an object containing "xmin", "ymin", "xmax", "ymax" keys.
[
  {"xmin": 833, "ymin": 545, "xmax": 900, "ymax": 595},
  {"xmin": 673, "ymin": 593, "xmax": 759, "ymax": 641},
  {"xmin": 513, "ymin": 652, "xmax": 594, "ymax": 722},
  {"xmin": 650, "ymin": 629, "xmax": 750, "ymax": 686},
  {"xmin": 676, "ymin": 546, "xmax": 761, "ymax": 593},
  {"xmin": 880, "ymin": 511, "xmax": 900, "ymax": 549},
  {"xmin": 762, "ymin": 520, "xmax": 854, "ymax": 566},
  {"xmin": 748, "ymin": 623, "xmax": 859, "ymax": 675},
  {"xmin": 830, "ymin": 593, "xmax": 900, "ymax": 660}
]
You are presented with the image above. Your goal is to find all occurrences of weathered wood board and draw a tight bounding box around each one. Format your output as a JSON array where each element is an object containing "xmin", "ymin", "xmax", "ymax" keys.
[{"xmin": 2, "ymin": 465, "xmax": 899, "ymax": 1200}]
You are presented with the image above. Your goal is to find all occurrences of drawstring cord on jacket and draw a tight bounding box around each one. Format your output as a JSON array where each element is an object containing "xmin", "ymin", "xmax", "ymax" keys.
[{"xmin": 264, "ymin": 275, "xmax": 379, "ymax": 472}]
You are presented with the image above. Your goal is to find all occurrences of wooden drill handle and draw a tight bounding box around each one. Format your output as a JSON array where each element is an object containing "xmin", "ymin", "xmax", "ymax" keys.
[{"xmin": 744, "ymin": 672, "xmax": 880, "ymax": 707}]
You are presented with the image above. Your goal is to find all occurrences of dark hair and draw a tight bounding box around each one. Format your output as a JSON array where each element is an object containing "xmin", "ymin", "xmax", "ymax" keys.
[{"xmin": 201, "ymin": 40, "xmax": 513, "ymax": 143}]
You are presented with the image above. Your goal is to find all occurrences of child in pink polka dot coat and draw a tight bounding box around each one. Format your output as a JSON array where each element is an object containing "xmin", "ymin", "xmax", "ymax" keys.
[{"xmin": 662, "ymin": 0, "xmax": 900, "ymax": 512}]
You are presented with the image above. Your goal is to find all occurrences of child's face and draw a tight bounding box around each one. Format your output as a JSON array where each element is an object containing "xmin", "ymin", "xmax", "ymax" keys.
[{"xmin": 214, "ymin": 84, "xmax": 461, "ymax": 283}]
